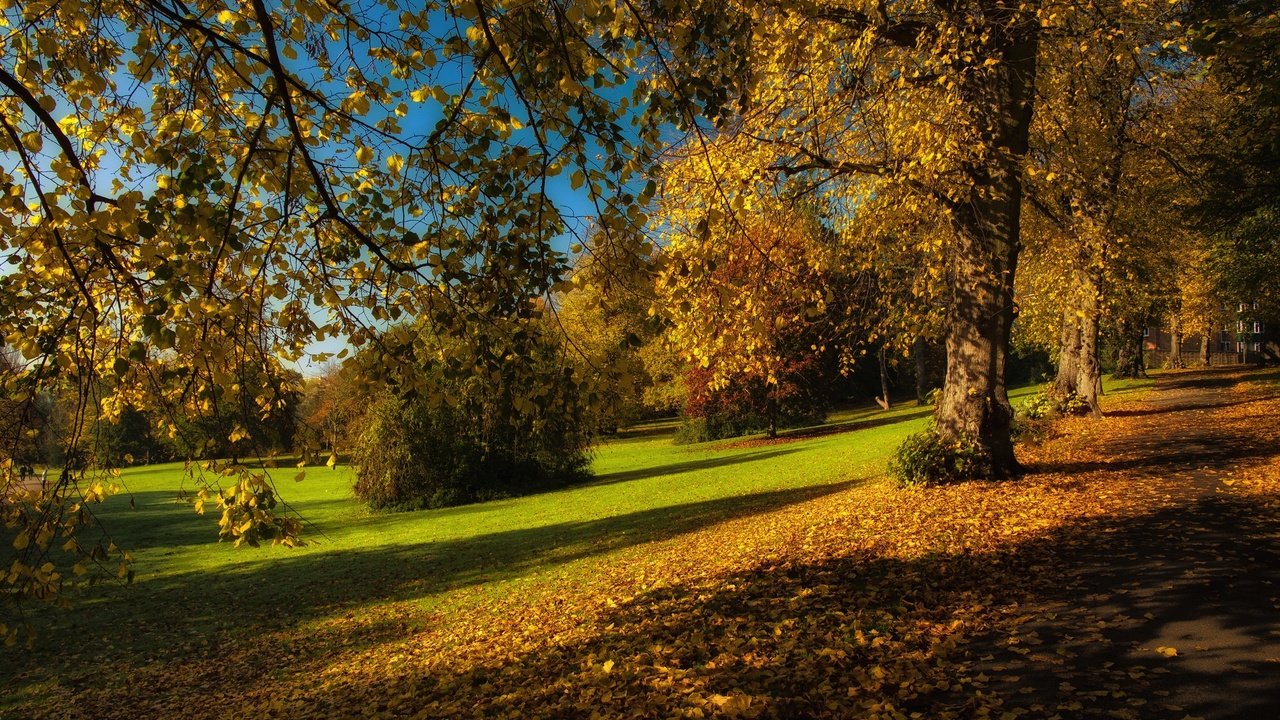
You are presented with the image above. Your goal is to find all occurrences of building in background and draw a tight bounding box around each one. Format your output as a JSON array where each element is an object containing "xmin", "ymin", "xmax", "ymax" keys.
[{"xmin": 1145, "ymin": 301, "xmax": 1279, "ymax": 367}]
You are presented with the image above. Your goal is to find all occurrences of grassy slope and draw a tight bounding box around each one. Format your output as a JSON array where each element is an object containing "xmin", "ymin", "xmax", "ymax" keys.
[{"xmin": 0, "ymin": 377, "xmax": 1152, "ymax": 711}]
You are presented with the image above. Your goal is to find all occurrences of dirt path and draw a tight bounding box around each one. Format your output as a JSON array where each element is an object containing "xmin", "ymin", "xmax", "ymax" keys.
[{"xmin": 961, "ymin": 368, "xmax": 1280, "ymax": 719}]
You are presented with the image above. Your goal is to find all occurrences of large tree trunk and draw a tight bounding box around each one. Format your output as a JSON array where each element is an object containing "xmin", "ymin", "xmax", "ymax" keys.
[
  {"xmin": 1075, "ymin": 274, "xmax": 1103, "ymax": 416},
  {"xmin": 765, "ymin": 392, "xmax": 778, "ymax": 439},
  {"xmin": 1200, "ymin": 333, "xmax": 1211, "ymax": 366},
  {"xmin": 1168, "ymin": 315, "xmax": 1185, "ymax": 369},
  {"xmin": 1055, "ymin": 305, "xmax": 1082, "ymax": 397},
  {"xmin": 1113, "ymin": 315, "xmax": 1146, "ymax": 379},
  {"xmin": 934, "ymin": 6, "xmax": 1040, "ymax": 480}
]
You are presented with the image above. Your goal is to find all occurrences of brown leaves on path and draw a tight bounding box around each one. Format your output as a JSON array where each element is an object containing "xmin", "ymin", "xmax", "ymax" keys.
[{"xmin": 18, "ymin": 369, "xmax": 1280, "ymax": 720}]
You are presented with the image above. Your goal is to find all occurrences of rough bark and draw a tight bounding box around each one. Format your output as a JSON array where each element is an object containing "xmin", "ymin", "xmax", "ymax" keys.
[
  {"xmin": 1055, "ymin": 306, "xmax": 1082, "ymax": 397},
  {"xmin": 765, "ymin": 393, "xmax": 778, "ymax": 439},
  {"xmin": 1075, "ymin": 275, "xmax": 1103, "ymax": 416},
  {"xmin": 876, "ymin": 345, "xmax": 892, "ymax": 411},
  {"xmin": 1200, "ymin": 333, "xmax": 1211, "ymax": 366},
  {"xmin": 1113, "ymin": 315, "xmax": 1147, "ymax": 379},
  {"xmin": 933, "ymin": 6, "xmax": 1040, "ymax": 479}
]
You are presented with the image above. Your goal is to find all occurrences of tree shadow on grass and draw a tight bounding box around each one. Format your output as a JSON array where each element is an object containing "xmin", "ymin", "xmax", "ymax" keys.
[
  {"xmin": 589, "ymin": 447, "xmax": 805, "ymax": 486},
  {"xmin": 1104, "ymin": 368, "xmax": 1280, "ymax": 417},
  {"xmin": 0, "ymin": 476, "xmax": 868, "ymax": 696},
  {"xmin": 255, "ymin": 493, "xmax": 1280, "ymax": 720},
  {"xmin": 609, "ymin": 419, "xmax": 680, "ymax": 441},
  {"xmin": 784, "ymin": 407, "xmax": 933, "ymax": 440},
  {"xmin": 78, "ymin": 493, "xmax": 357, "ymax": 553},
  {"xmin": 717, "ymin": 407, "xmax": 933, "ymax": 450},
  {"xmin": 1158, "ymin": 370, "xmax": 1247, "ymax": 391}
]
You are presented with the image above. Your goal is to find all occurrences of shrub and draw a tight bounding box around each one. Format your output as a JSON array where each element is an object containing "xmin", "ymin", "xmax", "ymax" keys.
[
  {"xmin": 352, "ymin": 334, "xmax": 594, "ymax": 511},
  {"xmin": 1010, "ymin": 414, "xmax": 1052, "ymax": 445},
  {"xmin": 1020, "ymin": 388, "xmax": 1089, "ymax": 420},
  {"xmin": 889, "ymin": 424, "xmax": 991, "ymax": 487}
]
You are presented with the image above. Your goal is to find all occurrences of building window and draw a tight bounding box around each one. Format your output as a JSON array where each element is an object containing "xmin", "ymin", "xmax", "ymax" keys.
[
  {"xmin": 1255, "ymin": 321, "xmax": 1264, "ymax": 334},
  {"xmin": 1238, "ymin": 341, "xmax": 1247, "ymax": 352},
  {"xmin": 1239, "ymin": 320, "xmax": 1248, "ymax": 333},
  {"xmin": 1142, "ymin": 326, "xmax": 1150, "ymax": 337},
  {"xmin": 1240, "ymin": 302, "xmax": 1250, "ymax": 312},
  {"xmin": 1253, "ymin": 342, "xmax": 1262, "ymax": 352}
]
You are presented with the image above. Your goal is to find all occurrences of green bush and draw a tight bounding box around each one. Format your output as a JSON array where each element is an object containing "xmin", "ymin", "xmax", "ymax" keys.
[
  {"xmin": 351, "ymin": 333, "xmax": 594, "ymax": 511},
  {"xmin": 889, "ymin": 424, "xmax": 991, "ymax": 487},
  {"xmin": 1020, "ymin": 388, "xmax": 1089, "ymax": 420},
  {"xmin": 673, "ymin": 416, "xmax": 711, "ymax": 445},
  {"xmin": 1010, "ymin": 414, "xmax": 1052, "ymax": 445},
  {"xmin": 1009, "ymin": 387, "xmax": 1090, "ymax": 448}
]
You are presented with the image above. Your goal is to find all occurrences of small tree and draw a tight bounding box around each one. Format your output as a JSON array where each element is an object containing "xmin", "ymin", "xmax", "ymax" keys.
[
  {"xmin": 352, "ymin": 325, "xmax": 594, "ymax": 510},
  {"xmin": 297, "ymin": 365, "xmax": 366, "ymax": 463},
  {"xmin": 678, "ymin": 351, "xmax": 830, "ymax": 443},
  {"xmin": 556, "ymin": 228, "xmax": 664, "ymax": 433}
]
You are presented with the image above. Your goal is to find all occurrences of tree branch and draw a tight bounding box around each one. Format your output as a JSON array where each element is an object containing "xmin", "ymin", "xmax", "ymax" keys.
[
  {"xmin": 0, "ymin": 66, "xmax": 116, "ymax": 213},
  {"xmin": 248, "ymin": 0, "xmax": 426, "ymax": 275}
]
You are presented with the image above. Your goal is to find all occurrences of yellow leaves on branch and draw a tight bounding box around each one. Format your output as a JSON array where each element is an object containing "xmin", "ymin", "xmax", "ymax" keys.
[
  {"xmin": 1, "ymin": 465, "xmax": 132, "ymax": 629},
  {"xmin": 652, "ymin": 139, "xmax": 835, "ymax": 385},
  {"xmin": 201, "ymin": 463, "xmax": 304, "ymax": 549}
]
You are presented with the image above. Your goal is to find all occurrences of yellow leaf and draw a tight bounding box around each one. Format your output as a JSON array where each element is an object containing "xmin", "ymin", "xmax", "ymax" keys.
[{"xmin": 1155, "ymin": 646, "xmax": 1178, "ymax": 657}]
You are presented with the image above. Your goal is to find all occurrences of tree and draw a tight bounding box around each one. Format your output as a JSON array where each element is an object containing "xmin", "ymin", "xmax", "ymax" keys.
[
  {"xmin": 350, "ymin": 321, "xmax": 594, "ymax": 510},
  {"xmin": 1015, "ymin": 0, "xmax": 1192, "ymax": 415},
  {"xmin": 648, "ymin": 1, "xmax": 1045, "ymax": 475},
  {"xmin": 555, "ymin": 227, "xmax": 663, "ymax": 432},
  {"xmin": 1211, "ymin": 207, "xmax": 1280, "ymax": 341},
  {"xmin": 1177, "ymin": 247, "xmax": 1226, "ymax": 366},
  {"xmin": 297, "ymin": 364, "xmax": 366, "ymax": 463},
  {"xmin": 1183, "ymin": 1, "xmax": 1280, "ymax": 349},
  {"xmin": 1184, "ymin": 0, "xmax": 1280, "ymax": 225},
  {"xmin": 651, "ymin": 142, "xmax": 853, "ymax": 439}
]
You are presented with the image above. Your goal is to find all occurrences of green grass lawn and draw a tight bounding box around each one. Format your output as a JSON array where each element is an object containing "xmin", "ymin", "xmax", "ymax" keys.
[{"xmin": 0, "ymin": 377, "xmax": 1150, "ymax": 711}]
